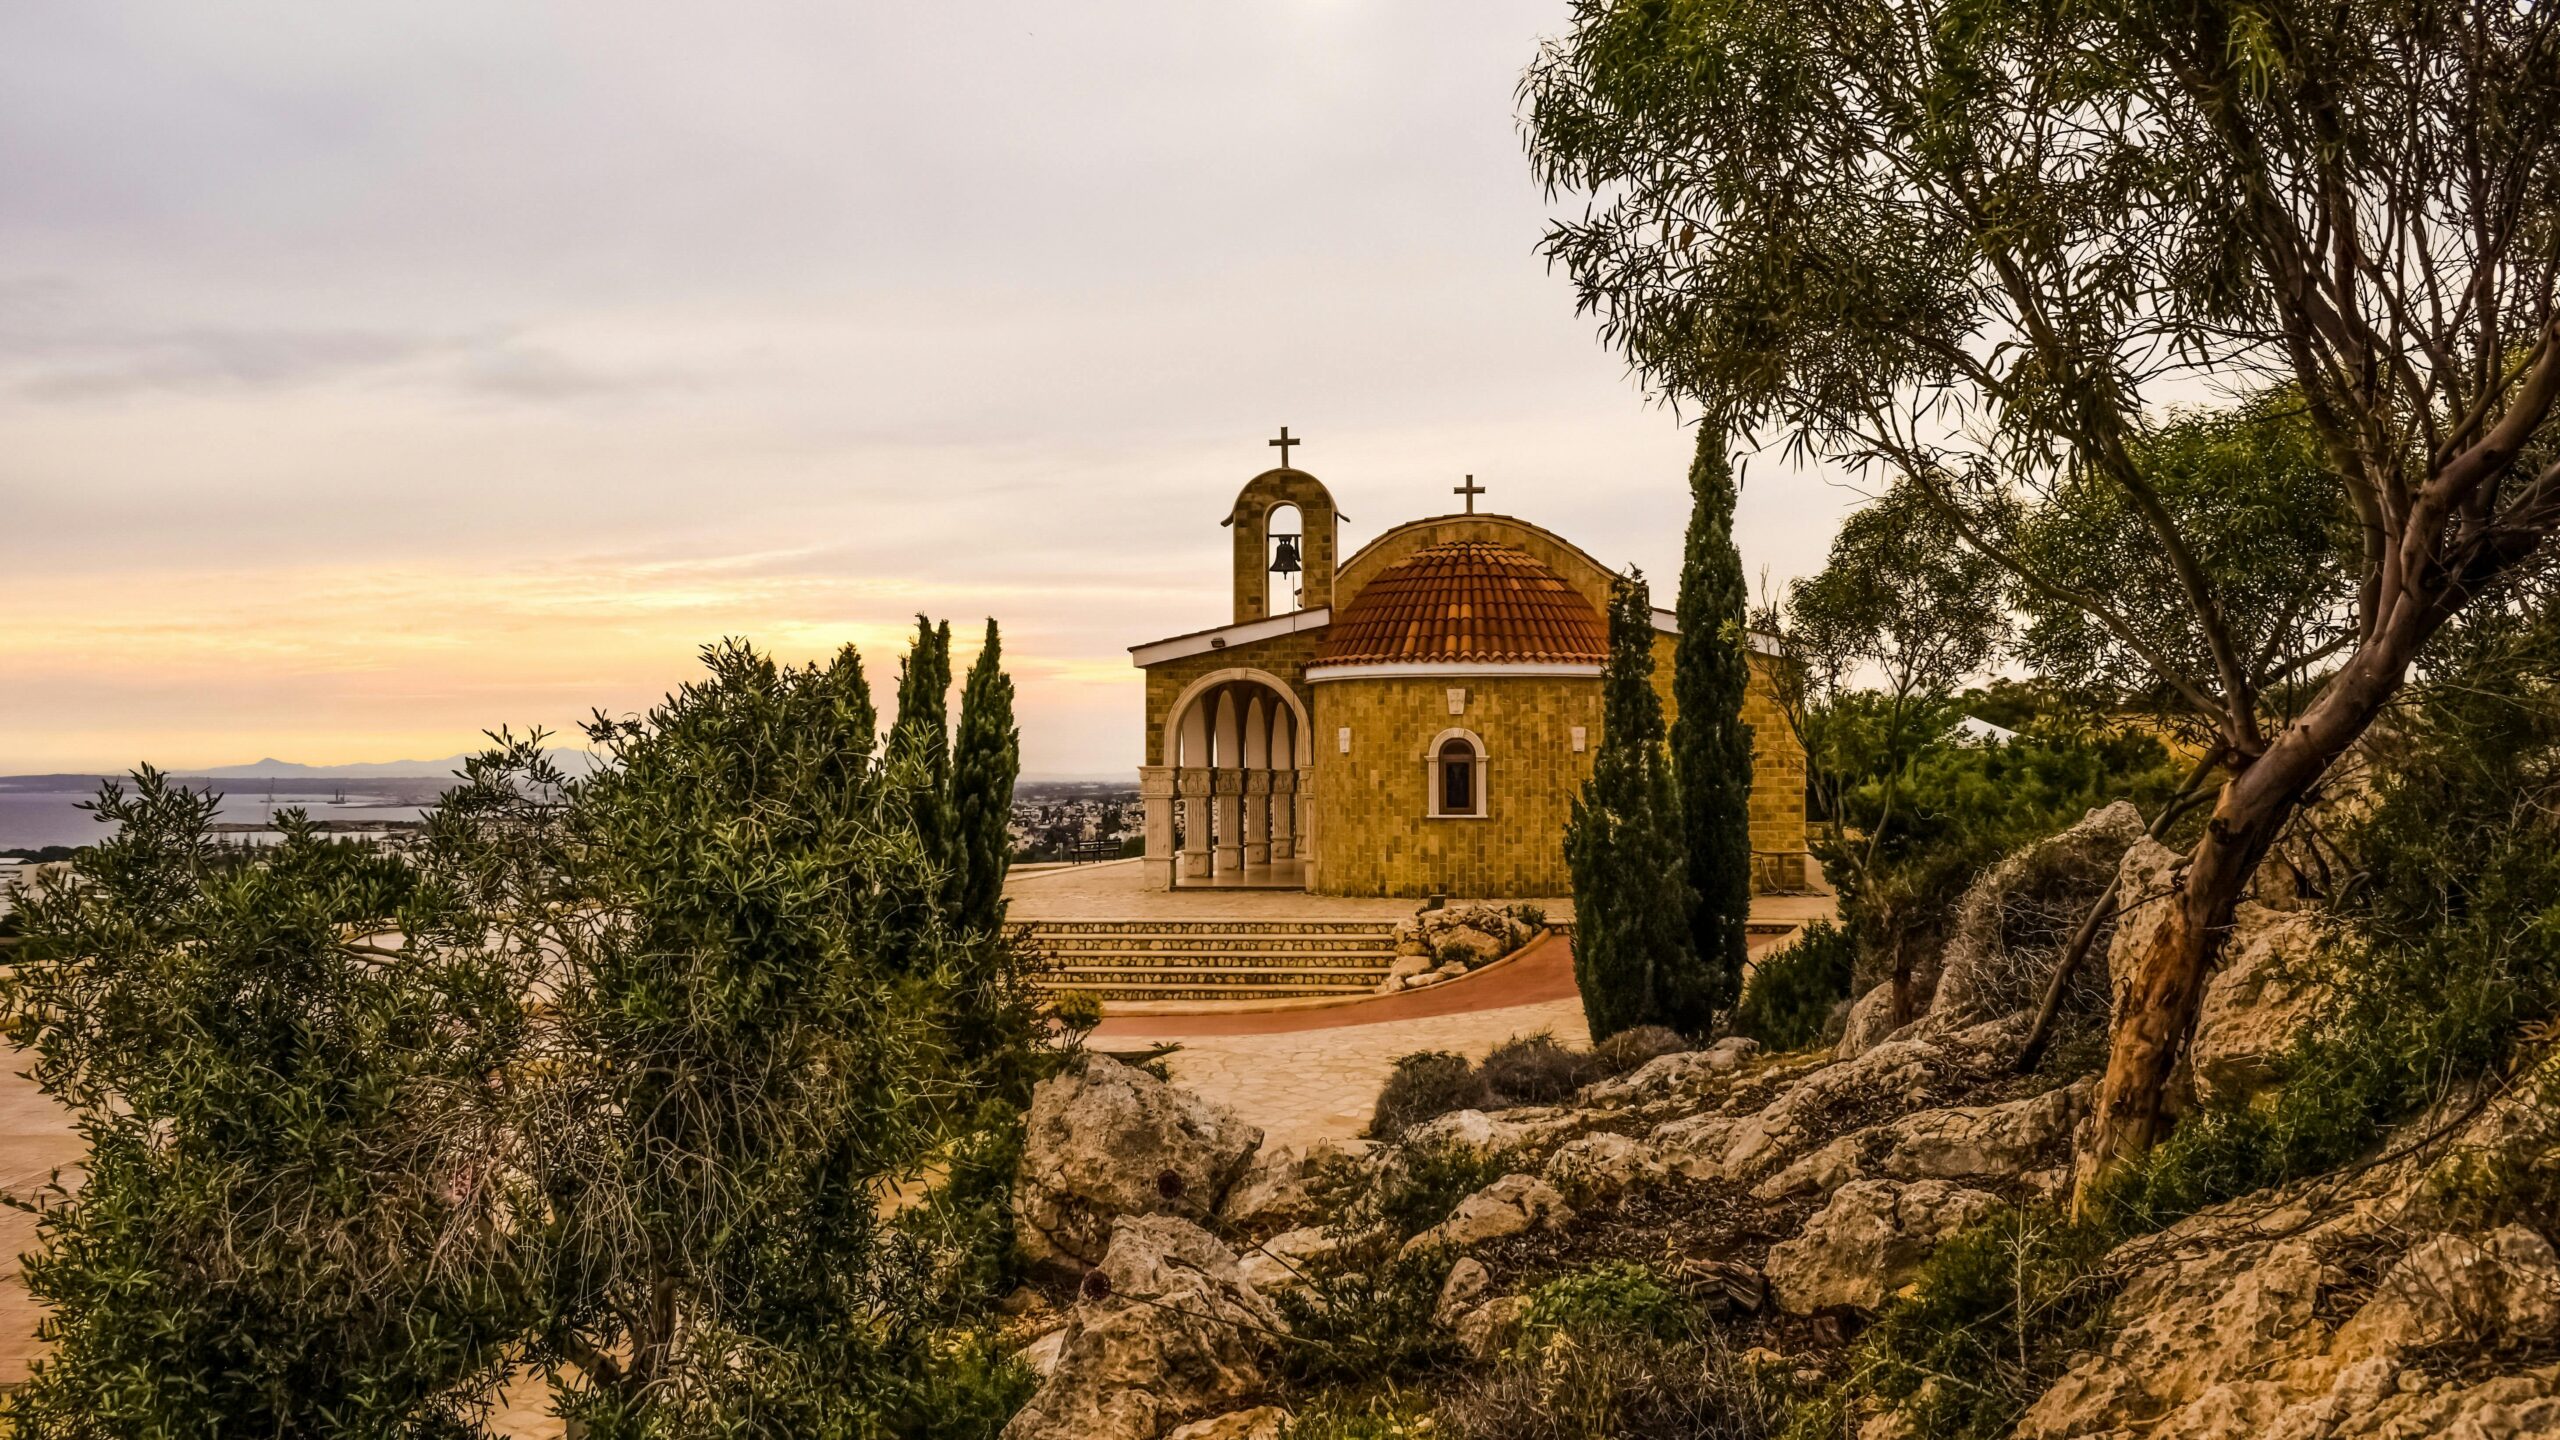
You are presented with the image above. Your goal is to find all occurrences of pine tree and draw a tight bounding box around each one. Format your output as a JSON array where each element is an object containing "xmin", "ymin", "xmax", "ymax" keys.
[
  {"xmin": 951, "ymin": 619, "xmax": 1020, "ymax": 935},
  {"xmin": 1671, "ymin": 427, "xmax": 1756, "ymax": 1021},
  {"xmin": 1566, "ymin": 570, "xmax": 1705, "ymax": 1040}
]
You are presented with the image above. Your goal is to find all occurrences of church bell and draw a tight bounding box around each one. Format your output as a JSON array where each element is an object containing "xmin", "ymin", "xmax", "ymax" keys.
[{"xmin": 1269, "ymin": 533, "xmax": 1303, "ymax": 575}]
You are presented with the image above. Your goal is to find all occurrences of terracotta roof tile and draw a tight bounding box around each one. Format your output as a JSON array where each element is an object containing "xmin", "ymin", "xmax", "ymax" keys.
[{"xmin": 1316, "ymin": 540, "xmax": 1608, "ymax": 666}]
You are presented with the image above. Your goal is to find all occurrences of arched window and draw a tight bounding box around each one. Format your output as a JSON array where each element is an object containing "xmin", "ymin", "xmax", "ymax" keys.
[{"xmin": 1430, "ymin": 733, "xmax": 1486, "ymax": 818}]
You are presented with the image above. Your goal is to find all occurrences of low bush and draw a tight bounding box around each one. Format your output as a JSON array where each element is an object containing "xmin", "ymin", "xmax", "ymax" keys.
[
  {"xmin": 1323, "ymin": 1141, "xmax": 1524, "ymax": 1244},
  {"xmin": 1513, "ymin": 902, "xmax": 1550, "ymax": 928},
  {"xmin": 1440, "ymin": 1326, "xmax": 1795, "ymax": 1440},
  {"xmin": 1513, "ymin": 1261, "xmax": 1695, "ymax": 1354},
  {"xmin": 1733, "ymin": 919, "xmax": 1856, "ymax": 1051},
  {"xmin": 1274, "ymin": 1246, "xmax": 1460, "ymax": 1389},
  {"xmin": 1589, "ymin": 1024, "xmax": 1689, "ymax": 1077},
  {"xmin": 1479, "ymin": 1032, "xmax": 1606, "ymax": 1105},
  {"xmin": 1787, "ymin": 1205, "xmax": 2119, "ymax": 1440},
  {"xmin": 1369, "ymin": 1050, "xmax": 1491, "ymax": 1140}
]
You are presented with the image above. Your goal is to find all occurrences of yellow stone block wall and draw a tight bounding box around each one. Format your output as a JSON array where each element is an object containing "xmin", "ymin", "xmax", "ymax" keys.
[
  {"xmin": 1308, "ymin": 674, "xmax": 1600, "ymax": 897},
  {"xmin": 1649, "ymin": 634, "xmax": 1812, "ymax": 892},
  {"xmin": 1139, "ymin": 631, "xmax": 1327, "ymax": 766}
]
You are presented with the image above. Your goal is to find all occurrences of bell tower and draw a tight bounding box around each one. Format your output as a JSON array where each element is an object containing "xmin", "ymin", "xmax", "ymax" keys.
[{"xmin": 1225, "ymin": 427, "xmax": 1341, "ymax": 622}]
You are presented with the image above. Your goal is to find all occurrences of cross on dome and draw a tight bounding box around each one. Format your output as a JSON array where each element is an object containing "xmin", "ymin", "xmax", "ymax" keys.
[{"xmin": 1453, "ymin": 474, "xmax": 1486, "ymax": 513}]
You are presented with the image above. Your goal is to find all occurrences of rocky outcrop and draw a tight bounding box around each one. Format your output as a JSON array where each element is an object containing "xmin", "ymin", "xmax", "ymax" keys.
[
  {"xmin": 1397, "ymin": 1104, "xmax": 1610, "ymax": 1164},
  {"xmin": 2188, "ymin": 904, "xmax": 2325, "ymax": 1106},
  {"xmin": 1235, "ymin": 1224, "xmax": 1348, "ymax": 1292},
  {"xmin": 1543, "ymin": 1131, "xmax": 1657, "ymax": 1206},
  {"xmin": 1755, "ymin": 1081, "xmax": 2089, "ymax": 1201},
  {"xmin": 1379, "ymin": 904, "xmax": 1542, "ymax": 990},
  {"xmin": 1016, "ymin": 1055, "xmax": 1264, "ymax": 1273},
  {"xmin": 1926, "ymin": 800, "xmax": 2145, "ymax": 1028},
  {"xmin": 1003, "ymin": 1215, "xmax": 1282, "ymax": 1440},
  {"xmin": 1401, "ymin": 1173, "xmax": 1574, "ymax": 1258},
  {"xmin": 1580, "ymin": 1036, "xmax": 1760, "ymax": 1109},
  {"xmin": 1765, "ymin": 1178, "xmax": 2002, "ymax": 1313},
  {"xmin": 1219, "ymin": 1137, "xmax": 1364, "ymax": 1235}
]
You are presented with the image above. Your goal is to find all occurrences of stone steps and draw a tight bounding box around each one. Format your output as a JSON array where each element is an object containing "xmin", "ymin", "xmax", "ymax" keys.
[{"xmin": 1023, "ymin": 918, "xmax": 1401, "ymax": 1001}]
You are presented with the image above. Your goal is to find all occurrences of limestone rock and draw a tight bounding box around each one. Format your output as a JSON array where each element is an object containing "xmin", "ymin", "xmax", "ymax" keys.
[
  {"xmin": 1387, "ymin": 954, "xmax": 1432, "ymax": 982},
  {"xmin": 1002, "ymin": 1215, "xmax": 1281, "ymax": 1440},
  {"xmin": 1237, "ymin": 1224, "xmax": 1346, "ymax": 1292},
  {"xmin": 1581, "ymin": 1037, "xmax": 1756, "ymax": 1108},
  {"xmin": 1929, "ymin": 800, "xmax": 2145, "ymax": 1025},
  {"xmin": 1755, "ymin": 1082, "xmax": 2087, "ymax": 1202},
  {"xmin": 1435, "ymin": 1255, "xmax": 1491, "ymax": 1326},
  {"xmin": 1719, "ymin": 1039, "xmax": 1948, "ymax": 1183},
  {"xmin": 1164, "ymin": 1407, "xmax": 1292, "ymax": 1440},
  {"xmin": 1454, "ymin": 1294, "xmax": 1533, "ymax": 1360},
  {"xmin": 2189, "ymin": 904, "xmax": 2325, "ymax": 1106},
  {"xmin": 1398, "ymin": 1104, "xmax": 1606, "ymax": 1164},
  {"xmin": 2333, "ymin": 1227, "xmax": 2560, "ymax": 1362},
  {"xmin": 1835, "ymin": 981, "xmax": 1901, "ymax": 1061},
  {"xmin": 1765, "ymin": 1178, "xmax": 2001, "ymax": 1313},
  {"xmin": 1015, "ymin": 1055, "xmax": 1264, "ymax": 1274},
  {"xmin": 1543, "ymin": 1131, "xmax": 1656, "ymax": 1206},
  {"xmin": 1022, "ymin": 1327, "xmax": 1067, "ymax": 1378},
  {"xmin": 2104, "ymin": 836, "xmax": 2188, "ymax": 997},
  {"xmin": 1220, "ymin": 1138, "xmax": 1363, "ymax": 1235},
  {"xmin": 1395, "ymin": 903, "xmax": 1533, "ymax": 971},
  {"xmin": 1401, "ymin": 1173, "xmax": 1574, "ymax": 1258}
]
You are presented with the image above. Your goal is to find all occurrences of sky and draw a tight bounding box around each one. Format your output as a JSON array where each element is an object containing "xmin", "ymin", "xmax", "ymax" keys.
[{"xmin": 0, "ymin": 1, "xmax": 1864, "ymax": 778}]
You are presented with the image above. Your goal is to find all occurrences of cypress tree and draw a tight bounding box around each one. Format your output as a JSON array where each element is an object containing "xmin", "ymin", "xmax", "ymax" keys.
[
  {"xmin": 1671, "ymin": 427, "xmax": 1755, "ymax": 1020},
  {"xmin": 950, "ymin": 619, "xmax": 1019, "ymax": 935},
  {"xmin": 1566, "ymin": 570, "xmax": 1705, "ymax": 1040},
  {"xmin": 890, "ymin": 615, "xmax": 955, "ymax": 880}
]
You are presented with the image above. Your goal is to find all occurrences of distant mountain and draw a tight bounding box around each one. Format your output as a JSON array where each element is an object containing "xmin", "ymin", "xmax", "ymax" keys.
[{"xmin": 193, "ymin": 750, "xmax": 602, "ymax": 780}]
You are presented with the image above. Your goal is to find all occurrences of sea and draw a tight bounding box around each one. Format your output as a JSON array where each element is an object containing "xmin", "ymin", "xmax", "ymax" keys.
[{"xmin": 0, "ymin": 788, "xmax": 434, "ymax": 851}]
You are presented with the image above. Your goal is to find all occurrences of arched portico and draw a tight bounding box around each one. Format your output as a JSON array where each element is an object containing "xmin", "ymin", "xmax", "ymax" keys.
[{"xmin": 1145, "ymin": 666, "xmax": 1312, "ymax": 890}]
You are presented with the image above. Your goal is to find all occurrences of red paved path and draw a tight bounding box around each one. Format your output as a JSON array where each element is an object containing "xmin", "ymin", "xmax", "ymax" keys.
[{"xmin": 1093, "ymin": 927, "xmax": 1792, "ymax": 1040}]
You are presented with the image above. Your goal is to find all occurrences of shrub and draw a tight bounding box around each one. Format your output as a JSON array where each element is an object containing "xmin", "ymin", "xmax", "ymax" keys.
[
  {"xmin": 1512, "ymin": 902, "xmax": 1550, "ymax": 928},
  {"xmin": 1325, "ymin": 1141, "xmax": 1524, "ymax": 1245},
  {"xmin": 1590, "ymin": 1023, "xmax": 1689, "ymax": 1077},
  {"xmin": 1274, "ymin": 1247, "xmax": 1460, "ymax": 1388},
  {"xmin": 1440, "ymin": 1327, "xmax": 1794, "ymax": 1440},
  {"xmin": 1369, "ymin": 1050, "xmax": 1490, "ymax": 1141},
  {"xmin": 1733, "ymin": 919, "xmax": 1856, "ymax": 1051},
  {"xmin": 1789, "ymin": 1205, "xmax": 2119, "ymax": 1440},
  {"xmin": 1437, "ymin": 940, "xmax": 1480, "ymax": 969},
  {"xmin": 1479, "ymin": 1032, "xmax": 1605, "ymax": 1105},
  {"xmin": 1514, "ymin": 1261, "xmax": 1695, "ymax": 1354}
]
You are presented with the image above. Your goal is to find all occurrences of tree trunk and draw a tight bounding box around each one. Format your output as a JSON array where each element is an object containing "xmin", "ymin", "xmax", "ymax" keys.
[{"xmin": 2074, "ymin": 632, "xmax": 2425, "ymax": 1207}]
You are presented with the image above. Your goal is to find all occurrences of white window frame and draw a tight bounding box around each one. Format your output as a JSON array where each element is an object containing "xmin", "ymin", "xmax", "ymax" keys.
[{"xmin": 1424, "ymin": 727, "xmax": 1490, "ymax": 819}]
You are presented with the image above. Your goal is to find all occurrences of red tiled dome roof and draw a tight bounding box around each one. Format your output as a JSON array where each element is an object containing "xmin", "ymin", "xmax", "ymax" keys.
[{"xmin": 1316, "ymin": 540, "xmax": 1608, "ymax": 665}]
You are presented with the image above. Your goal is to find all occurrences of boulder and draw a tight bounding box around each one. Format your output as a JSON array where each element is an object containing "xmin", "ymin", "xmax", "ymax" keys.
[
  {"xmin": 2104, "ymin": 836, "xmax": 2187, "ymax": 997},
  {"xmin": 1164, "ymin": 1409, "xmax": 1292, "ymax": 1440},
  {"xmin": 1928, "ymin": 801, "xmax": 2145, "ymax": 1025},
  {"xmin": 1835, "ymin": 981, "xmax": 1901, "ymax": 1061},
  {"xmin": 1386, "ymin": 954, "xmax": 1432, "ymax": 982},
  {"xmin": 2332, "ymin": 1227, "xmax": 2560, "ymax": 1362},
  {"xmin": 1022, "ymin": 1327, "xmax": 1067, "ymax": 1377},
  {"xmin": 1398, "ymin": 1105, "xmax": 1607, "ymax": 1163},
  {"xmin": 1719, "ymin": 1039, "xmax": 1948, "ymax": 1182},
  {"xmin": 2189, "ymin": 904, "xmax": 2325, "ymax": 1106},
  {"xmin": 1435, "ymin": 1255, "xmax": 1491, "ymax": 1326},
  {"xmin": 1755, "ymin": 1082, "xmax": 2088, "ymax": 1202},
  {"xmin": 1236, "ymin": 1224, "xmax": 1347, "ymax": 1292},
  {"xmin": 1581, "ymin": 1037, "xmax": 1758, "ymax": 1109},
  {"xmin": 1453, "ymin": 1294, "xmax": 1534, "ymax": 1360},
  {"xmin": 1220, "ymin": 1138, "xmax": 1363, "ymax": 1235},
  {"xmin": 1401, "ymin": 1173, "xmax": 1575, "ymax": 1258},
  {"xmin": 1002, "ymin": 1215, "xmax": 1282, "ymax": 1440},
  {"xmin": 1765, "ymin": 1179, "xmax": 2001, "ymax": 1313},
  {"xmin": 1016, "ymin": 1055, "xmax": 1264, "ymax": 1274},
  {"xmin": 1543, "ymin": 1131, "xmax": 1657, "ymax": 1206}
]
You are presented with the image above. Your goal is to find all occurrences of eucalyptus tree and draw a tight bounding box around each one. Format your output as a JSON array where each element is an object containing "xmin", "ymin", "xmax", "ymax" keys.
[
  {"xmin": 1526, "ymin": 0, "xmax": 2560, "ymax": 1191},
  {"xmin": 1671, "ymin": 427, "xmax": 1756, "ymax": 1020}
]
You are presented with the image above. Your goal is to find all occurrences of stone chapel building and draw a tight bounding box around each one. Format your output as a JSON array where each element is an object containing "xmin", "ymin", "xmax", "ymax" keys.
[{"xmin": 1130, "ymin": 446, "xmax": 1809, "ymax": 898}]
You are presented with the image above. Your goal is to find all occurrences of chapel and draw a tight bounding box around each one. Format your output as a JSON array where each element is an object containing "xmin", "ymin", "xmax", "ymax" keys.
[{"xmin": 1130, "ymin": 436, "xmax": 1809, "ymax": 898}]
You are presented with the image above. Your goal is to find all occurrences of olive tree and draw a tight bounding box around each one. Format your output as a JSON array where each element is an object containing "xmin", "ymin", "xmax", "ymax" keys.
[{"xmin": 1526, "ymin": 0, "xmax": 2560, "ymax": 1193}]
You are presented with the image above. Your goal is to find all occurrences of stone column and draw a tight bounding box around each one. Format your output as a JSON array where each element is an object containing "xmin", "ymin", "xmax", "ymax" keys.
[
  {"xmin": 1212, "ymin": 768, "xmax": 1246, "ymax": 876},
  {"xmin": 1268, "ymin": 768, "xmax": 1296, "ymax": 859},
  {"xmin": 1177, "ymin": 769, "xmax": 1213, "ymax": 880},
  {"xmin": 1242, "ymin": 769, "xmax": 1273, "ymax": 866},
  {"xmin": 1138, "ymin": 765, "xmax": 1176, "ymax": 890},
  {"xmin": 1295, "ymin": 764, "xmax": 1315, "ymax": 866}
]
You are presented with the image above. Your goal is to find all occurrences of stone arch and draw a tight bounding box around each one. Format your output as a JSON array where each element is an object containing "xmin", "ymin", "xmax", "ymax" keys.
[
  {"xmin": 1424, "ymin": 726, "xmax": 1490, "ymax": 819},
  {"xmin": 1224, "ymin": 468, "xmax": 1340, "ymax": 620},
  {"xmin": 1161, "ymin": 666, "xmax": 1311, "ymax": 768}
]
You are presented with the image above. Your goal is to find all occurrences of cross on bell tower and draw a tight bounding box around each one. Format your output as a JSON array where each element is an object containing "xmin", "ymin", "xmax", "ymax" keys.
[
  {"xmin": 1454, "ymin": 474, "xmax": 1486, "ymax": 514},
  {"xmin": 1268, "ymin": 426, "xmax": 1301, "ymax": 469}
]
